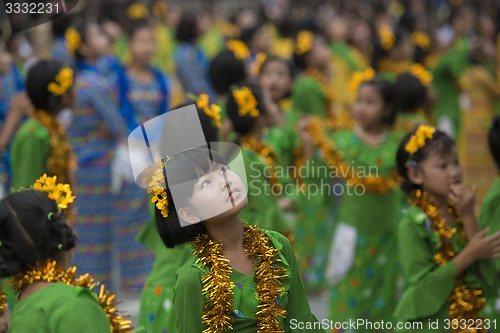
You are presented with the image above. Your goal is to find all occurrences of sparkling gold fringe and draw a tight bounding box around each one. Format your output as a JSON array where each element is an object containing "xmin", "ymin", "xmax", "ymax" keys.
[
  {"xmin": 11, "ymin": 261, "xmax": 133, "ymax": 332},
  {"xmin": 192, "ymin": 224, "xmax": 287, "ymax": 333},
  {"xmin": 412, "ymin": 190, "xmax": 486, "ymax": 332}
]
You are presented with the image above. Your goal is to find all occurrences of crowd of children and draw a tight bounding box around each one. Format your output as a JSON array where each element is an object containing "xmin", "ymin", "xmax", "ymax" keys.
[{"xmin": 0, "ymin": 0, "xmax": 500, "ymax": 332}]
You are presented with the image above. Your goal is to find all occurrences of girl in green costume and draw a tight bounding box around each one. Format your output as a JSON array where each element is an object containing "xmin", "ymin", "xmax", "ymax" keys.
[
  {"xmin": 300, "ymin": 78, "xmax": 404, "ymax": 331},
  {"xmin": 0, "ymin": 176, "xmax": 132, "ymax": 332},
  {"xmin": 394, "ymin": 126, "xmax": 500, "ymax": 332},
  {"xmin": 226, "ymin": 83, "xmax": 292, "ymax": 235},
  {"xmin": 149, "ymin": 145, "xmax": 325, "ymax": 332}
]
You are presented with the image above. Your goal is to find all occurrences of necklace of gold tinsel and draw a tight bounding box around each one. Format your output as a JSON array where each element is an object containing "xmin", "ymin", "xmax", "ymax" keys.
[
  {"xmin": 412, "ymin": 190, "xmax": 486, "ymax": 333},
  {"xmin": 191, "ymin": 224, "xmax": 288, "ymax": 333},
  {"xmin": 11, "ymin": 260, "xmax": 133, "ymax": 332},
  {"xmin": 239, "ymin": 136, "xmax": 283, "ymax": 196},
  {"xmin": 302, "ymin": 116, "xmax": 400, "ymax": 193},
  {"xmin": 0, "ymin": 283, "xmax": 6, "ymax": 316},
  {"xmin": 34, "ymin": 110, "xmax": 76, "ymax": 186},
  {"xmin": 303, "ymin": 68, "xmax": 335, "ymax": 114}
]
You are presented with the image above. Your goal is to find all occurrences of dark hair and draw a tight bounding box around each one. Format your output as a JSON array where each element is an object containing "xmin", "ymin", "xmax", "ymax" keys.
[
  {"xmin": 239, "ymin": 24, "xmax": 262, "ymax": 46},
  {"xmin": 489, "ymin": 116, "xmax": 500, "ymax": 170},
  {"xmin": 154, "ymin": 147, "xmax": 228, "ymax": 248},
  {"xmin": 359, "ymin": 79, "xmax": 397, "ymax": 126},
  {"xmin": 51, "ymin": 13, "xmax": 75, "ymax": 37},
  {"xmin": 126, "ymin": 19, "xmax": 152, "ymax": 39},
  {"xmin": 0, "ymin": 190, "xmax": 78, "ymax": 278},
  {"xmin": 259, "ymin": 56, "xmax": 295, "ymax": 79},
  {"xmin": 394, "ymin": 73, "xmax": 427, "ymax": 113},
  {"xmin": 226, "ymin": 82, "xmax": 267, "ymax": 136},
  {"xmin": 73, "ymin": 20, "xmax": 99, "ymax": 61},
  {"xmin": 209, "ymin": 50, "xmax": 247, "ymax": 95},
  {"xmin": 396, "ymin": 129, "xmax": 455, "ymax": 194},
  {"xmin": 173, "ymin": 102, "xmax": 219, "ymax": 143},
  {"xmin": 175, "ymin": 12, "xmax": 198, "ymax": 43},
  {"xmin": 371, "ymin": 27, "xmax": 409, "ymax": 71},
  {"xmin": 26, "ymin": 60, "xmax": 69, "ymax": 113}
]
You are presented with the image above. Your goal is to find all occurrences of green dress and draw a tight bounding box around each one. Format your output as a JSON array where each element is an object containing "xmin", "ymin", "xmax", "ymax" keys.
[
  {"xmin": 430, "ymin": 38, "xmax": 471, "ymax": 138},
  {"xmin": 239, "ymin": 147, "xmax": 291, "ymax": 233},
  {"xmin": 137, "ymin": 211, "xmax": 193, "ymax": 333},
  {"xmin": 479, "ymin": 177, "xmax": 500, "ymax": 321},
  {"xmin": 173, "ymin": 230, "xmax": 326, "ymax": 332},
  {"xmin": 292, "ymin": 76, "xmax": 327, "ymax": 118},
  {"xmin": 327, "ymin": 130, "xmax": 404, "ymax": 330},
  {"xmin": 8, "ymin": 282, "xmax": 110, "ymax": 332},
  {"xmin": 10, "ymin": 119, "xmax": 50, "ymax": 188},
  {"xmin": 395, "ymin": 205, "xmax": 498, "ymax": 332}
]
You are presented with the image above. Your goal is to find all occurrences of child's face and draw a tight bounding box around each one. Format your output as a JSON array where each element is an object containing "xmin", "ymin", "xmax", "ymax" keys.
[
  {"xmin": 0, "ymin": 42, "xmax": 13, "ymax": 75},
  {"xmin": 130, "ymin": 27, "xmax": 156, "ymax": 66},
  {"xmin": 351, "ymin": 84, "xmax": 386, "ymax": 130},
  {"xmin": 183, "ymin": 163, "xmax": 248, "ymax": 223},
  {"xmin": 307, "ymin": 36, "xmax": 331, "ymax": 68},
  {"xmin": 251, "ymin": 28, "xmax": 271, "ymax": 53},
  {"xmin": 413, "ymin": 146, "xmax": 463, "ymax": 199},
  {"xmin": 84, "ymin": 23, "xmax": 111, "ymax": 58},
  {"xmin": 259, "ymin": 60, "xmax": 292, "ymax": 103}
]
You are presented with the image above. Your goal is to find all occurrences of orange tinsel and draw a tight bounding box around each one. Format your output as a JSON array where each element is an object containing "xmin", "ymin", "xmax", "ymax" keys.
[
  {"xmin": 411, "ymin": 190, "xmax": 486, "ymax": 333},
  {"xmin": 0, "ymin": 283, "xmax": 6, "ymax": 316}
]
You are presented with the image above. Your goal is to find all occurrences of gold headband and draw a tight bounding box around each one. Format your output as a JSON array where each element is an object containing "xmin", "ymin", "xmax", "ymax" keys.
[{"xmin": 47, "ymin": 68, "xmax": 74, "ymax": 96}]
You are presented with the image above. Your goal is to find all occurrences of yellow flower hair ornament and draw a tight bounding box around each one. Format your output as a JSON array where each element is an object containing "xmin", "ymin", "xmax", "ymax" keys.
[
  {"xmin": 226, "ymin": 40, "xmax": 250, "ymax": 60},
  {"xmin": 65, "ymin": 28, "xmax": 81, "ymax": 55},
  {"xmin": 47, "ymin": 68, "xmax": 74, "ymax": 96},
  {"xmin": 348, "ymin": 67, "xmax": 376, "ymax": 92},
  {"xmin": 232, "ymin": 86, "xmax": 260, "ymax": 118},
  {"xmin": 379, "ymin": 24, "xmax": 395, "ymax": 50},
  {"xmin": 250, "ymin": 52, "xmax": 267, "ymax": 76},
  {"xmin": 405, "ymin": 125, "xmax": 436, "ymax": 166},
  {"xmin": 148, "ymin": 164, "xmax": 170, "ymax": 218},
  {"xmin": 409, "ymin": 64, "xmax": 433, "ymax": 86},
  {"xmin": 194, "ymin": 94, "xmax": 222, "ymax": 129},
  {"xmin": 411, "ymin": 31, "xmax": 432, "ymax": 50},
  {"xmin": 126, "ymin": 3, "xmax": 149, "ymax": 20},
  {"xmin": 33, "ymin": 174, "xmax": 75, "ymax": 212},
  {"xmin": 295, "ymin": 30, "xmax": 314, "ymax": 55}
]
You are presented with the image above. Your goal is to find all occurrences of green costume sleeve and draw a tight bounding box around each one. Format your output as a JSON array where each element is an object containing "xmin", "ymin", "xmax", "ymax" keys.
[
  {"xmin": 10, "ymin": 120, "xmax": 50, "ymax": 189},
  {"xmin": 394, "ymin": 210, "xmax": 457, "ymax": 322},
  {"xmin": 173, "ymin": 262, "xmax": 205, "ymax": 333},
  {"xmin": 50, "ymin": 288, "xmax": 110, "ymax": 332},
  {"xmin": 277, "ymin": 232, "xmax": 326, "ymax": 333},
  {"xmin": 292, "ymin": 77, "xmax": 326, "ymax": 117}
]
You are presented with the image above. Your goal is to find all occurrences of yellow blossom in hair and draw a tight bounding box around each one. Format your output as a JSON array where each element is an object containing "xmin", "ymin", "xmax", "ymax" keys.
[
  {"xmin": 126, "ymin": 3, "xmax": 149, "ymax": 20},
  {"xmin": 33, "ymin": 174, "xmax": 75, "ymax": 213},
  {"xmin": 195, "ymin": 94, "xmax": 222, "ymax": 129},
  {"xmin": 147, "ymin": 168, "xmax": 169, "ymax": 218},
  {"xmin": 47, "ymin": 68, "xmax": 74, "ymax": 96},
  {"xmin": 409, "ymin": 64, "xmax": 433, "ymax": 86},
  {"xmin": 295, "ymin": 30, "xmax": 314, "ymax": 55},
  {"xmin": 250, "ymin": 52, "xmax": 267, "ymax": 76},
  {"xmin": 226, "ymin": 40, "xmax": 250, "ymax": 60},
  {"xmin": 349, "ymin": 67, "xmax": 376, "ymax": 92},
  {"xmin": 233, "ymin": 87, "xmax": 260, "ymax": 118},
  {"xmin": 411, "ymin": 31, "xmax": 431, "ymax": 50},
  {"xmin": 379, "ymin": 24, "xmax": 395, "ymax": 50},
  {"xmin": 405, "ymin": 124, "xmax": 436, "ymax": 154},
  {"xmin": 65, "ymin": 28, "xmax": 81, "ymax": 55},
  {"xmin": 152, "ymin": 1, "xmax": 167, "ymax": 18}
]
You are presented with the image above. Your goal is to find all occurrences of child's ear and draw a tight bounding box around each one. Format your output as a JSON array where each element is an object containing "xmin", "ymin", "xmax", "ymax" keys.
[
  {"xmin": 408, "ymin": 164, "xmax": 424, "ymax": 185},
  {"xmin": 178, "ymin": 207, "xmax": 201, "ymax": 224}
]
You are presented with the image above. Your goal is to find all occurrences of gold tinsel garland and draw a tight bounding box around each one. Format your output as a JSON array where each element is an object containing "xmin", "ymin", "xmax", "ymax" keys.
[
  {"xmin": 411, "ymin": 190, "xmax": 486, "ymax": 333},
  {"xmin": 11, "ymin": 260, "xmax": 133, "ymax": 333},
  {"xmin": 239, "ymin": 136, "xmax": 283, "ymax": 196},
  {"xmin": 305, "ymin": 116, "xmax": 401, "ymax": 193},
  {"xmin": 191, "ymin": 224, "xmax": 288, "ymax": 333},
  {"xmin": 34, "ymin": 110, "xmax": 76, "ymax": 188},
  {"xmin": 0, "ymin": 283, "xmax": 6, "ymax": 316}
]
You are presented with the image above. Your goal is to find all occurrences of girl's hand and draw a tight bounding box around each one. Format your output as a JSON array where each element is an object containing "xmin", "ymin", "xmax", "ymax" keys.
[
  {"xmin": 449, "ymin": 183, "xmax": 476, "ymax": 220},
  {"xmin": 466, "ymin": 227, "xmax": 500, "ymax": 261}
]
